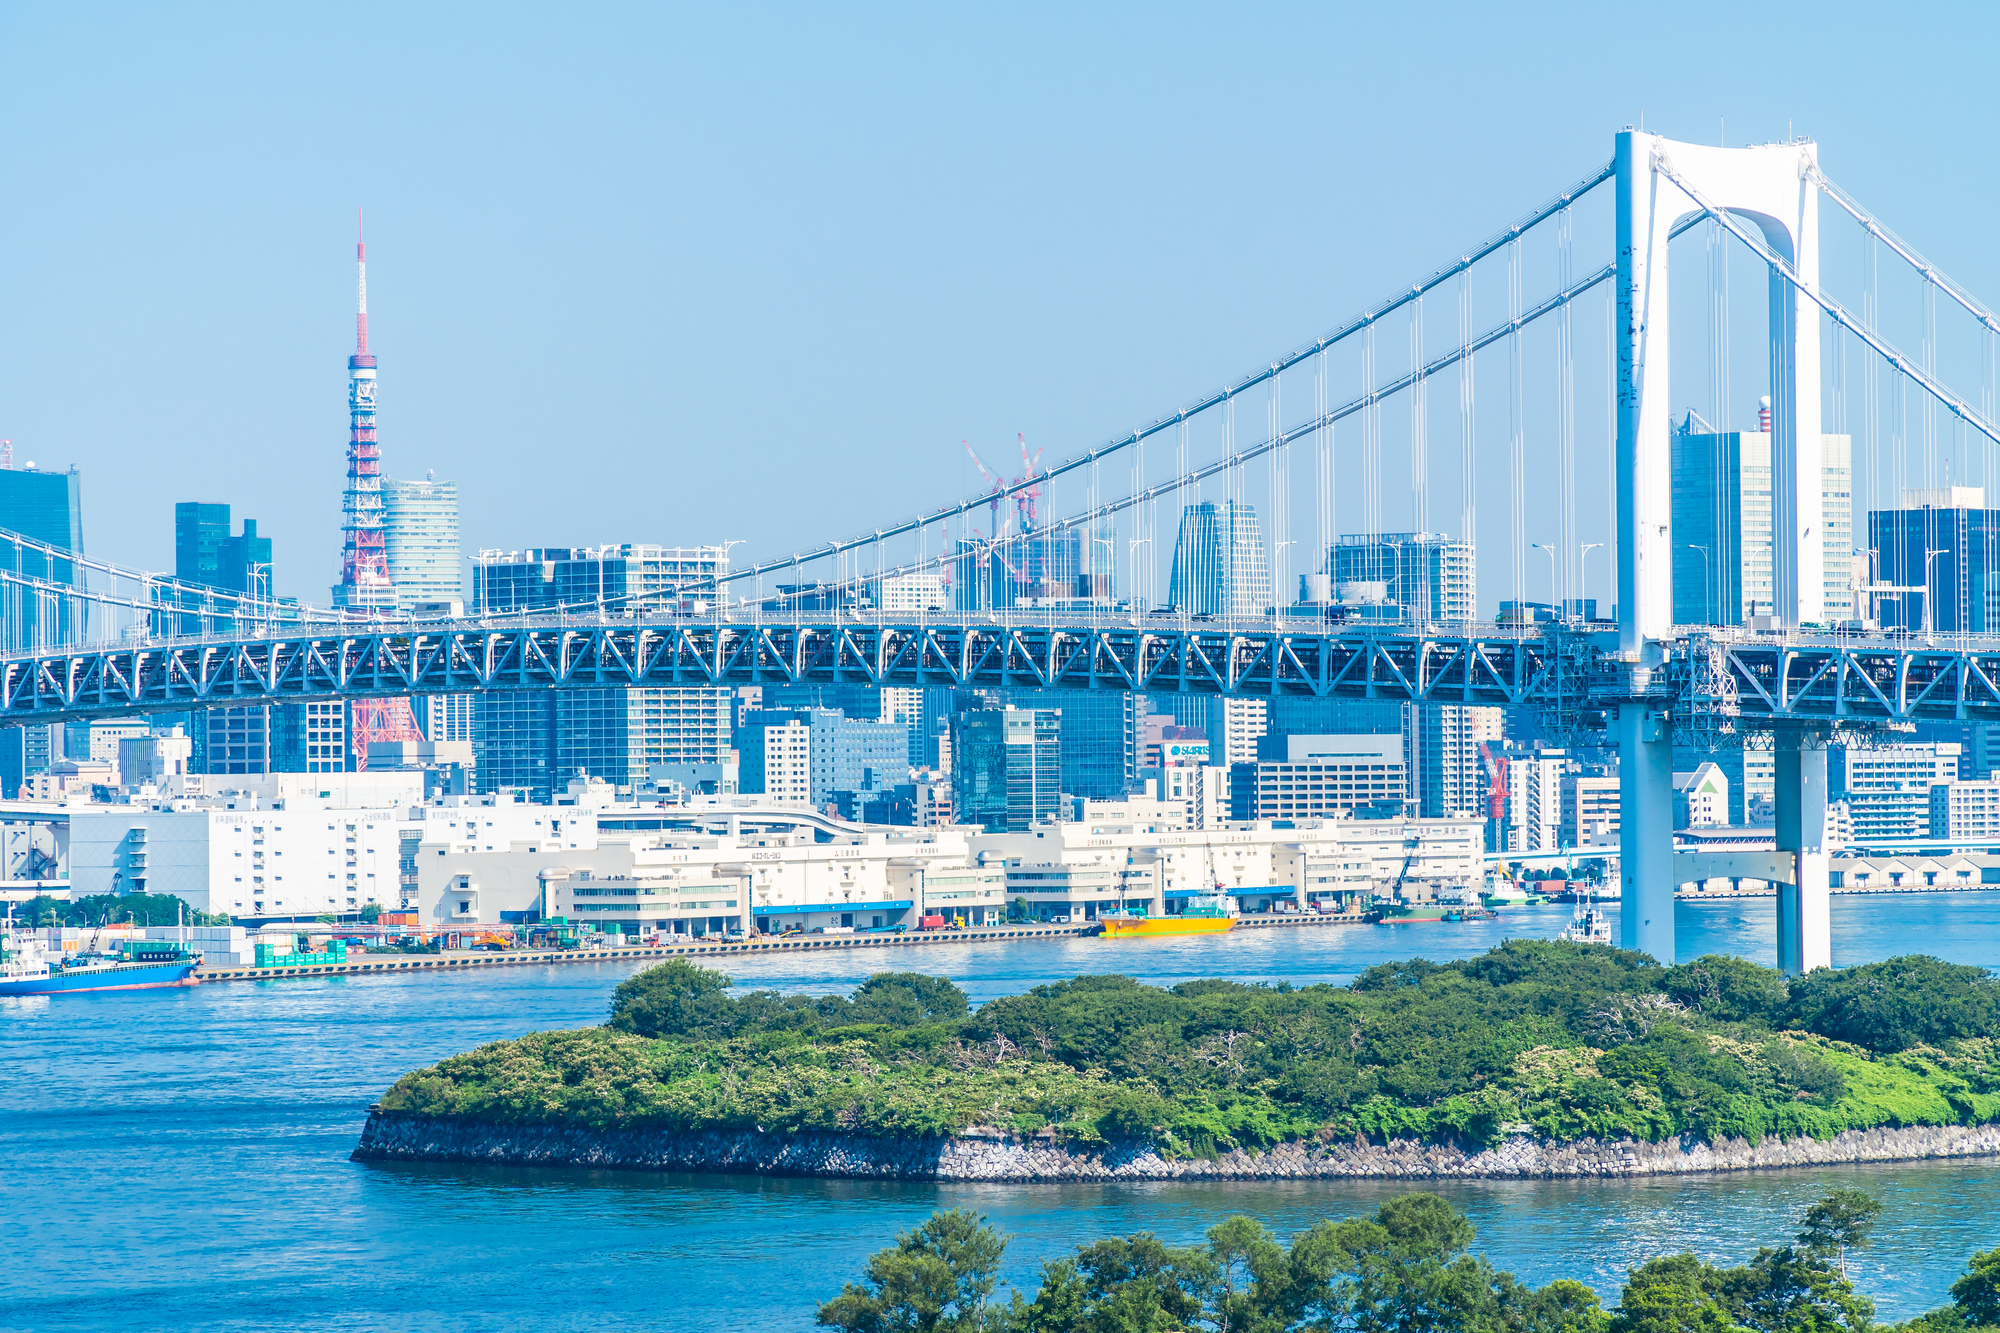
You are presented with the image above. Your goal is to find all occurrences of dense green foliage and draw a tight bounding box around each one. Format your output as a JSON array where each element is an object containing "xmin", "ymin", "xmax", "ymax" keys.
[
  {"xmin": 817, "ymin": 1190, "xmax": 2000, "ymax": 1333},
  {"xmin": 378, "ymin": 942, "xmax": 2000, "ymax": 1153},
  {"xmin": 607, "ymin": 960, "xmax": 969, "ymax": 1040},
  {"xmin": 11, "ymin": 892, "xmax": 228, "ymax": 928}
]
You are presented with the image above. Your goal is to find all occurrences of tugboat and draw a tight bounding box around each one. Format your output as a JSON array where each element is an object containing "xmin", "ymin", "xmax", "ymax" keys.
[
  {"xmin": 1097, "ymin": 893, "xmax": 1238, "ymax": 939},
  {"xmin": 1555, "ymin": 888, "xmax": 1614, "ymax": 945},
  {"xmin": 0, "ymin": 931, "xmax": 200, "ymax": 996},
  {"xmin": 1478, "ymin": 869, "xmax": 1546, "ymax": 909}
]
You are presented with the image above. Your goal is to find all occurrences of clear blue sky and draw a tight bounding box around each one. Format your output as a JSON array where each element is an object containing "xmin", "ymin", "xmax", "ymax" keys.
[{"xmin": 3, "ymin": 1, "xmax": 1996, "ymax": 603}]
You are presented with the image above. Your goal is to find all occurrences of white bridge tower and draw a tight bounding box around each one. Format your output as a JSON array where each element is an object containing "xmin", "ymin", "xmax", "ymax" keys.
[{"xmin": 1615, "ymin": 130, "xmax": 1830, "ymax": 974}]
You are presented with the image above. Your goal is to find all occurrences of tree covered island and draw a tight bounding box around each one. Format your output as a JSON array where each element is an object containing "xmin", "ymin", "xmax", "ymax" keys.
[{"xmin": 369, "ymin": 941, "xmax": 2000, "ymax": 1166}]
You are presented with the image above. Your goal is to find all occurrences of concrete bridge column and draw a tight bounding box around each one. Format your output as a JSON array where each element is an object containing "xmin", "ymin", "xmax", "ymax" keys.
[
  {"xmin": 1775, "ymin": 737, "xmax": 1831, "ymax": 974},
  {"xmin": 1617, "ymin": 703, "xmax": 1676, "ymax": 961}
]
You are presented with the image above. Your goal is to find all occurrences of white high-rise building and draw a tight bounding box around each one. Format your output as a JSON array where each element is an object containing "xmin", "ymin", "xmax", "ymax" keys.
[
  {"xmin": 1503, "ymin": 749, "xmax": 1565, "ymax": 852},
  {"xmin": 1416, "ymin": 704, "xmax": 1502, "ymax": 819},
  {"xmin": 383, "ymin": 475, "xmax": 463, "ymax": 610},
  {"xmin": 873, "ymin": 572, "xmax": 947, "ymax": 613},
  {"xmin": 1167, "ymin": 696, "xmax": 1269, "ymax": 766},
  {"xmin": 748, "ymin": 720, "xmax": 812, "ymax": 804},
  {"xmin": 1168, "ymin": 501, "xmax": 1270, "ymax": 617},
  {"xmin": 425, "ymin": 695, "xmax": 474, "ymax": 744}
]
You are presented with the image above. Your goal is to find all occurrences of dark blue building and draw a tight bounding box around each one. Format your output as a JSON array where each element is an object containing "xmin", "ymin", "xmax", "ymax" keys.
[{"xmin": 1869, "ymin": 496, "xmax": 2000, "ymax": 633}]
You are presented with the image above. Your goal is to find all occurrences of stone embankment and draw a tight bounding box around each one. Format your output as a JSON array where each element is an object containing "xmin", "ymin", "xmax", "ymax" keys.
[{"xmin": 352, "ymin": 1111, "xmax": 2000, "ymax": 1181}]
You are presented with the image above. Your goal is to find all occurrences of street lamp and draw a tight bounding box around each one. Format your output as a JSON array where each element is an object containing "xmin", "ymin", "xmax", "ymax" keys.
[
  {"xmin": 1578, "ymin": 542, "xmax": 1604, "ymax": 620},
  {"xmin": 1923, "ymin": 547, "xmax": 1950, "ymax": 639},
  {"xmin": 1530, "ymin": 542, "xmax": 1557, "ymax": 613},
  {"xmin": 1686, "ymin": 545, "xmax": 1710, "ymax": 626}
]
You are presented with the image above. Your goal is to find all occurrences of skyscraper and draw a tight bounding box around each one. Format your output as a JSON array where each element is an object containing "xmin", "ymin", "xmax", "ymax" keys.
[
  {"xmin": 1869, "ymin": 488, "xmax": 2000, "ymax": 634},
  {"xmin": 1416, "ymin": 704, "xmax": 1503, "ymax": 819},
  {"xmin": 1167, "ymin": 501, "xmax": 1269, "ymax": 617},
  {"xmin": 1329, "ymin": 533, "xmax": 1476, "ymax": 621},
  {"xmin": 175, "ymin": 503, "xmax": 231, "ymax": 588},
  {"xmin": 0, "ymin": 463, "xmax": 85, "ymax": 653},
  {"xmin": 473, "ymin": 545, "xmax": 724, "ymax": 612},
  {"xmin": 982, "ymin": 687, "xmax": 1143, "ymax": 798},
  {"xmin": 173, "ymin": 502, "xmax": 281, "ymax": 772},
  {"xmin": 1669, "ymin": 413, "xmax": 1852, "ymax": 625},
  {"xmin": 175, "ymin": 503, "xmax": 273, "ymax": 597},
  {"xmin": 221, "ymin": 521, "xmax": 274, "ymax": 599},
  {"xmin": 953, "ymin": 704, "xmax": 1061, "ymax": 832},
  {"xmin": 470, "ymin": 545, "xmax": 732, "ymax": 795},
  {"xmin": 383, "ymin": 475, "xmax": 462, "ymax": 609}
]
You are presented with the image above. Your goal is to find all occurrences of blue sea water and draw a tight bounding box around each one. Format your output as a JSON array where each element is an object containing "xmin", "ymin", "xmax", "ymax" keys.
[{"xmin": 4, "ymin": 895, "xmax": 2000, "ymax": 1332}]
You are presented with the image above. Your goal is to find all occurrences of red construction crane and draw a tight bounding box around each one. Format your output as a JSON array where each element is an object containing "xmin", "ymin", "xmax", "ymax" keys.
[
  {"xmin": 962, "ymin": 440, "xmax": 1009, "ymax": 538},
  {"xmin": 1477, "ymin": 742, "xmax": 1509, "ymax": 826},
  {"xmin": 1015, "ymin": 434, "xmax": 1046, "ymax": 531}
]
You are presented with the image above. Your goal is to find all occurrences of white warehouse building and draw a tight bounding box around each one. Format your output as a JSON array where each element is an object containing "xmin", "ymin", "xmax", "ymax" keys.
[
  {"xmin": 69, "ymin": 777, "xmax": 596, "ymax": 919},
  {"xmin": 421, "ymin": 797, "xmax": 1005, "ymax": 935},
  {"xmin": 976, "ymin": 796, "xmax": 1484, "ymax": 921}
]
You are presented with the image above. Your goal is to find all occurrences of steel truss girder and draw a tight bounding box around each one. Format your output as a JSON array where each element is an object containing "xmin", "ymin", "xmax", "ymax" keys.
[{"xmin": 6, "ymin": 623, "xmax": 2000, "ymax": 727}]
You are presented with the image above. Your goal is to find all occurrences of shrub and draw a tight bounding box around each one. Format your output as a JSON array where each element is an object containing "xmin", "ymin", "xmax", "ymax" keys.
[
  {"xmin": 1788, "ymin": 956, "xmax": 2000, "ymax": 1052},
  {"xmin": 1665, "ymin": 954, "xmax": 1789, "ymax": 1026}
]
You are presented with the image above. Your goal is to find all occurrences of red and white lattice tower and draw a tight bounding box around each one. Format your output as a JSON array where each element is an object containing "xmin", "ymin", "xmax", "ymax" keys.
[{"xmin": 338, "ymin": 212, "xmax": 423, "ymax": 766}]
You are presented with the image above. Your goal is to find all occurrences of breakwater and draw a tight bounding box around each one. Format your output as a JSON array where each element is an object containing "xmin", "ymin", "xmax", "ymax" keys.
[
  {"xmin": 197, "ymin": 913, "xmax": 1370, "ymax": 985},
  {"xmin": 195, "ymin": 923, "xmax": 1092, "ymax": 984},
  {"xmin": 351, "ymin": 1111, "xmax": 2000, "ymax": 1181}
]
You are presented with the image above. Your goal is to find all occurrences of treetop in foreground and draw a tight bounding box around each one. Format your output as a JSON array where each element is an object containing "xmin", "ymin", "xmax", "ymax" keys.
[{"xmin": 816, "ymin": 1189, "xmax": 2000, "ymax": 1333}]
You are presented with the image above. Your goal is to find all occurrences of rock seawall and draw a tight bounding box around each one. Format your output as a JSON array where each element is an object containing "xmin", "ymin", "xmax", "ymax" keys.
[{"xmin": 351, "ymin": 1112, "xmax": 2000, "ymax": 1181}]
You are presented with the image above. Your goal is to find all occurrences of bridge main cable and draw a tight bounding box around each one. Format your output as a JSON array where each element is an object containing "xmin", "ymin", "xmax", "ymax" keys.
[
  {"xmin": 716, "ymin": 160, "xmax": 1617, "ymax": 589},
  {"xmin": 773, "ymin": 215, "xmax": 1712, "ymax": 600},
  {"xmin": 1655, "ymin": 152, "xmax": 2000, "ymax": 449}
]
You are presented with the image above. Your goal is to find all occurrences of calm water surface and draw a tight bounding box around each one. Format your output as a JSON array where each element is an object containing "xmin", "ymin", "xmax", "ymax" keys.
[{"xmin": 4, "ymin": 894, "xmax": 2000, "ymax": 1332}]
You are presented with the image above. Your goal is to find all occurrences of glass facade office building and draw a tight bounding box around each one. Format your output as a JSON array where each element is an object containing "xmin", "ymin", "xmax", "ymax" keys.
[
  {"xmin": 0, "ymin": 465, "xmax": 85, "ymax": 652},
  {"xmin": 1168, "ymin": 501, "xmax": 1269, "ymax": 617},
  {"xmin": 953, "ymin": 705, "xmax": 1061, "ymax": 832},
  {"xmin": 1870, "ymin": 490, "xmax": 2000, "ymax": 634},
  {"xmin": 951, "ymin": 528, "xmax": 1096, "ymax": 611},
  {"xmin": 978, "ymin": 687, "xmax": 1142, "ymax": 800},
  {"xmin": 469, "ymin": 546, "xmax": 732, "ymax": 796},
  {"xmin": 1329, "ymin": 533, "xmax": 1476, "ymax": 622},
  {"xmin": 383, "ymin": 476, "xmax": 462, "ymax": 609},
  {"xmin": 472, "ymin": 544, "xmax": 726, "ymax": 612},
  {"xmin": 1669, "ymin": 422, "xmax": 1852, "ymax": 625}
]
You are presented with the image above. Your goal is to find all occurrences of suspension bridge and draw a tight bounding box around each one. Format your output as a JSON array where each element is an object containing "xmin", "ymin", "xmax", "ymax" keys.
[{"xmin": 8, "ymin": 129, "xmax": 2000, "ymax": 974}]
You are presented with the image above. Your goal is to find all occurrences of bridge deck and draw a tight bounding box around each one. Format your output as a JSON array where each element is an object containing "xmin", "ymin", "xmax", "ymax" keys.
[{"xmin": 3, "ymin": 616, "xmax": 2000, "ymax": 726}]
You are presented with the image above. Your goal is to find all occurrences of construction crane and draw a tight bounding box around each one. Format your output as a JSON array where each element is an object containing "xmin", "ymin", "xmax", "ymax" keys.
[
  {"xmin": 1015, "ymin": 433, "xmax": 1045, "ymax": 531},
  {"xmin": 1480, "ymin": 740, "xmax": 1504, "ymax": 836},
  {"xmin": 962, "ymin": 440, "xmax": 1010, "ymax": 540}
]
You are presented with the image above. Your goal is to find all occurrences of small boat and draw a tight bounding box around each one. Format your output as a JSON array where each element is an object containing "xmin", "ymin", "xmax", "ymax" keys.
[
  {"xmin": 1479, "ymin": 877, "xmax": 1547, "ymax": 908},
  {"xmin": 0, "ymin": 932, "xmax": 199, "ymax": 997},
  {"xmin": 1097, "ymin": 894, "xmax": 1237, "ymax": 938},
  {"xmin": 1556, "ymin": 899, "xmax": 1614, "ymax": 945},
  {"xmin": 1372, "ymin": 902, "xmax": 1445, "ymax": 925}
]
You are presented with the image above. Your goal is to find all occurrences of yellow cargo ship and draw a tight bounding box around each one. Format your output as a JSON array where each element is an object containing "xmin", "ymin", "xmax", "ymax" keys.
[{"xmin": 1096, "ymin": 894, "xmax": 1238, "ymax": 939}]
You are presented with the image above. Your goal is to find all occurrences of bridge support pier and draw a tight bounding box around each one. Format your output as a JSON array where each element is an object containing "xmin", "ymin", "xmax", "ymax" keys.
[
  {"xmin": 1617, "ymin": 702, "xmax": 1676, "ymax": 961},
  {"xmin": 1775, "ymin": 737, "xmax": 1831, "ymax": 974}
]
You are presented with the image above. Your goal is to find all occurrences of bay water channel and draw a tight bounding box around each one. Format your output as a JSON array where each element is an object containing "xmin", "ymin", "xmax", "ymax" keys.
[{"xmin": 5, "ymin": 893, "xmax": 2000, "ymax": 1332}]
